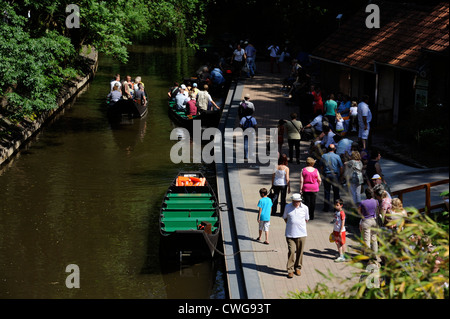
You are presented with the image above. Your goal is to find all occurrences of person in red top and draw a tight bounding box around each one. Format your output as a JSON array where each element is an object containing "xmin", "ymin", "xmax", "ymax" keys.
[
  {"xmin": 333, "ymin": 199, "xmax": 347, "ymax": 262},
  {"xmin": 299, "ymin": 157, "xmax": 321, "ymax": 220},
  {"xmin": 186, "ymin": 93, "xmax": 197, "ymax": 116},
  {"xmin": 312, "ymin": 85, "xmax": 324, "ymax": 116}
]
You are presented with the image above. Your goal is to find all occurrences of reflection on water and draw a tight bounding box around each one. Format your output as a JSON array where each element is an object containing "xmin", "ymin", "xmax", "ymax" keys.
[{"xmin": 0, "ymin": 43, "xmax": 225, "ymax": 299}]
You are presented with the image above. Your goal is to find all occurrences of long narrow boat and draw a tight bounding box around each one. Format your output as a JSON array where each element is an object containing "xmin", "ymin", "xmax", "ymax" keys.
[
  {"xmin": 168, "ymin": 101, "xmax": 221, "ymax": 130},
  {"xmin": 107, "ymin": 97, "xmax": 148, "ymax": 120},
  {"xmin": 159, "ymin": 171, "xmax": 221, "ymax": 259}
]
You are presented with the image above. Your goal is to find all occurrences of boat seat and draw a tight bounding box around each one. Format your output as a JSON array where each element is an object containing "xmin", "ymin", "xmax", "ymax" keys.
[
  {"xmin": 161, "ymin": 210, "xmax": 216, "ymax": 218},
  {"xmin": 161, "ymin": 217, "xmax": 218, "ymax": 229},
  {"xmin": 164, "ymin": 202, "xmax": 215, "ymax": 210},
  {"xmin": 165, "ymin": 198, "xmax": 215, "ymax": 204},
  {"xmin": 161, "ymin": 216, "xmax": 218, "ymax": 222},
  {"xmin": 166, "ymin": 193, "xmax": 212, "ymax": 198},
  {"xmin": 162, "ymin": 226, "xmax": 218, "ymax": 233}
]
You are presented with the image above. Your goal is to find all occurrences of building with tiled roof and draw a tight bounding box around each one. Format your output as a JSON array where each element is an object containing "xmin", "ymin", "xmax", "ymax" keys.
[{"xmin": 309, "ymin": 1, "xmax": 448, "ymax": 128}]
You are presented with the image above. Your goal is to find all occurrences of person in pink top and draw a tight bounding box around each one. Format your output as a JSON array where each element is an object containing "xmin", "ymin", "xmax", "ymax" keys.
[
  {"xmin": 186, "ymin": 93, "xmax": 198, "ymax": 116},
  {"xmin": 299, "ymin": 157, "xmax": 322, "ymax": 220}
]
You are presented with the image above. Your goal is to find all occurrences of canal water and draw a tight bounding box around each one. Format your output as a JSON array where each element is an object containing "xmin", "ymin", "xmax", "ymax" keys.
[{"xmin": 0, "ymin": 44, "xmax": 226, "ymax": 299}]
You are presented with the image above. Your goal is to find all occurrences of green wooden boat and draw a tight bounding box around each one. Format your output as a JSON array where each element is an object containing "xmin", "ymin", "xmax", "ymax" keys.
[
  {"xmin": 168, "ymin": 100, "xmax": 221, "ymax": 131},
  {"xmin": 159, "ymin": 171, "xmax": 221, "ymax": 259}
]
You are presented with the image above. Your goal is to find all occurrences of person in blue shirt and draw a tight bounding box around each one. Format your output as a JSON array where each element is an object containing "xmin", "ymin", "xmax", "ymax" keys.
[
  {"xmin": 210, "ymin": 66, "xmax": 226, "ymax": 86},
  {"xmin": 337, "ymin": 94, "xmax": 351, "ymax": 133},
  {"xmin": 244, "ymin": 41, "xmax": 257, "ymax": 78},
  {"xmin": 320, "ymin": 144, "xmax": 344, "ymax": 212},
  {"xmin": 256, "ymin": 188, "xmax": 273, "ymax": 244}
]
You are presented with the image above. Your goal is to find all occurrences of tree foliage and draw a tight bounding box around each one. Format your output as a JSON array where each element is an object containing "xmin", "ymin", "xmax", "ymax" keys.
[
  {"xmin": 1, "ymin": 2, "xmax": 77, "ymax": 118},
  {"xmin": 288, "ymin": 210, "xmax": 449, "ymax": 299},
  {"xmin": 0, "ymin": 0, "xmax": 210, "ymax": 119}
]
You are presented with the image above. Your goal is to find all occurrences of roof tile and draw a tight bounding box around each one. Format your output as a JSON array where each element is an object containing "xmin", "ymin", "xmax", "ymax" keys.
[{"xmin": 311, "ymin": 1, "xmax": 449, "ymax": 71}]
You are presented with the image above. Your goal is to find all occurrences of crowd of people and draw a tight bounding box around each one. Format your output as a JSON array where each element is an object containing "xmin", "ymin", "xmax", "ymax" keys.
[
  {"xmin": 233, "ymin": 49, "xmax": 427, "ymax": 280},
  {"xmin": 107, "ymin": 73, "xmax": 147, "ymax": 106},
  {"xmin": 166, "ymin": 57, "xmax": 235, "ymax": 116},
  {"xmin": 168, "ymin": 82, "xmax": 220, "ymax": 116}
]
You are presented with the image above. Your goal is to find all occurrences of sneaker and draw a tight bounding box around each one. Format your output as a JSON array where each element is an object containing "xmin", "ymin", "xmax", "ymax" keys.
[
  {"xmin": 287, "ymin": 272, "xmax": 294, "ymax": 279},
  {"xmin": 334, "ymin": 256, "xmax": 346, "ymax": 263},
  {"xmin": 295, "ymin": 269, "xmax": 301, "ymax": 276}
]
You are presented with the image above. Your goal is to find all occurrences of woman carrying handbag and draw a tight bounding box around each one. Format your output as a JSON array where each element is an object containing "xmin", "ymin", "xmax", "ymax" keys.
[{"xmin": 271, "ymin": 154, "xmax": 290, "ymax": 215}]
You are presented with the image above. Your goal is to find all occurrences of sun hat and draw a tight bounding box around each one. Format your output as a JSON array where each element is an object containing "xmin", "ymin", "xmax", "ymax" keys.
[
  {"xmin": 291, "ymin": 193, "xmax": 302, "ymax": 201},
  {"xmin": 371, "ymin": 174, "xmax": 382, "ymax": 180}
]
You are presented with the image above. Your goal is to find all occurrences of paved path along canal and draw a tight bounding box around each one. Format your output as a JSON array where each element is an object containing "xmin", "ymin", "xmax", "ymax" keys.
[{"xmin": 222, "ymin": 61, "xmax": 448, "ymax": 299}]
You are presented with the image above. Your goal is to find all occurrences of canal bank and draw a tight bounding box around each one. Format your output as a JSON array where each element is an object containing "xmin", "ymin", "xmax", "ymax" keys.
[
  {"xmin": 0, "ymin": 48, "xmax": 99, "ymax": 167},
  {"xmin": 215, "ymin": 80, "xmax": 264, "ymax": 299}
]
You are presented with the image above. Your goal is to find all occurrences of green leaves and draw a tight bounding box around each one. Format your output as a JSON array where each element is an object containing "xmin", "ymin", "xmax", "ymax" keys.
[
  {"xmin": 1, "ymin": 5, "xmax": 76, "ymax": 118},
  {"xmin": 287, "ymin": 210, "xmax": 449, "ymax": 299},
  {"xmin": 1, "ymin": 0, "xmax": 211, "ymax": 120}
]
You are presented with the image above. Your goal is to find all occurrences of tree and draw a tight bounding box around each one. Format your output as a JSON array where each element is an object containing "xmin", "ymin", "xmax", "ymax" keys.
[
  {"xmin": 0, "ymin": 0, "xmax": 210, "ymax": 119},
  {"xmin": 1, "ymin": 2, "xmax": 77, "ymax": 118}
]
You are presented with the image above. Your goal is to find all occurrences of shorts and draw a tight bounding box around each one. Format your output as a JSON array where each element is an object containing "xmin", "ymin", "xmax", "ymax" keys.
[
  {"xmin": 358, "ymin": 125, "xmax": 370, "ymax": 140},
  {"xmin": 333, "ymin": 231, "xmax": 346, "ymax": 245},
  {"xmin": 259, "ymin": 221, "xmax": 270, "ymax": 232}
]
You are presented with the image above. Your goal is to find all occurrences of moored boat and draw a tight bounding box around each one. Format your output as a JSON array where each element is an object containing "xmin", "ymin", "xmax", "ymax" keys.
[{"xmin": 159, "ymin": 171, "xmax": 221, "ymax": 259}]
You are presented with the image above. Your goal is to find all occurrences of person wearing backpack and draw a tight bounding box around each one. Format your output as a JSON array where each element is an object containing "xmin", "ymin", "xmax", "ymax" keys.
[
  {"xmin": 344, "ymin": 151, "xmax": 364, "ymax": 205},
  {"xmin": 284, "ymin": 113, "xmax": 303, "ymax": 164},
  {"xmin": 238, "ymin": 93, "xmax": 255, "ymax": 120},
  {"xmin": 239, "ymin": 113, "xmax": 258, "ymax": 160}
]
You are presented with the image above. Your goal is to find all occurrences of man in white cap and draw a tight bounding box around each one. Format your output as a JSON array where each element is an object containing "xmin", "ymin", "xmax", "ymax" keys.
[
  {"xmin": 283, "ymin": 193, "xmax": 309, "ymax": 278},
  {"xmin": 371, "ymin": 174, "xmax": 382, "ymax": 186}
]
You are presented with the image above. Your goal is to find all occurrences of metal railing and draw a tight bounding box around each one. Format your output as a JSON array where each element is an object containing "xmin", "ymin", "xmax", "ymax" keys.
[{"xmin": 391, "ymin": 179, "xmax": 449, "ymax": 213}]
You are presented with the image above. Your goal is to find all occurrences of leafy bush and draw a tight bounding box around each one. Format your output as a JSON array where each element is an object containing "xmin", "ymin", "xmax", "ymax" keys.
[{"xmin": 288, "ymin": 210, "xmax": 449, "ymax": 299}]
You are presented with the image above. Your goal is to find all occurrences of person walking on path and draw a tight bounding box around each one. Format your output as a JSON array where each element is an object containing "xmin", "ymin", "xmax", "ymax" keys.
[
  {"xmin": 231, "ymin": 43, "xmax": 246, "ymax": 78},
  {"xmin": 312, "ymin": 86, "xmax": 324, "ymax": 116},
  {"xmin": 244, "ymin": 41, "xmax": 257, "ymax": 78},
  {"xmin": 299, "ymin": 157, "xmax": 321, "ymax": 220},
  {"xmin": 320, "ymin": 144, "xmax": 344, "ymax": 212},
  {"xmin": 284, "ymin": 113, "xmax": 303, "ymax": 164},
  {"xmin": 365, "ymin": 149, "xmax": 386, "ymax": 189},
  {"xmin": 283, "ymin": 193, "xmax": 309, "ymax": 278},
  {"xmin": 239, "ymin": 113, "xmax": 258, "ymax": 160},
  {"xmin": 333, "ymin": 199, "xmax": 347, "ymax": 262},
  {"xmin": 357, "ymin": 95, "xmax": 372, "ymax": 150},
  {"xmin": 344, "ymin": 150, "xmax": 364, "ymax": 207},
  {"xmin": 256, "ymin": 188, "xmax": 273, "ymax": 245},
  {"xmin": 238, "ymin": 93, "xmax": 255, "ymax": 120},
  {"xmin": 267, "ymin": 43, "xmax": 281, "ymax": 73},
  {"xmin": 271, "ymin": 154, "xmax": 290, "ymax": 215},
  {"xmin": 357, "ymin": 188, "xmax": 379, "ymax": 256},
  {"xmin": 324, "ymin": 93, "xmax": 338, "ymax": 131}
]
